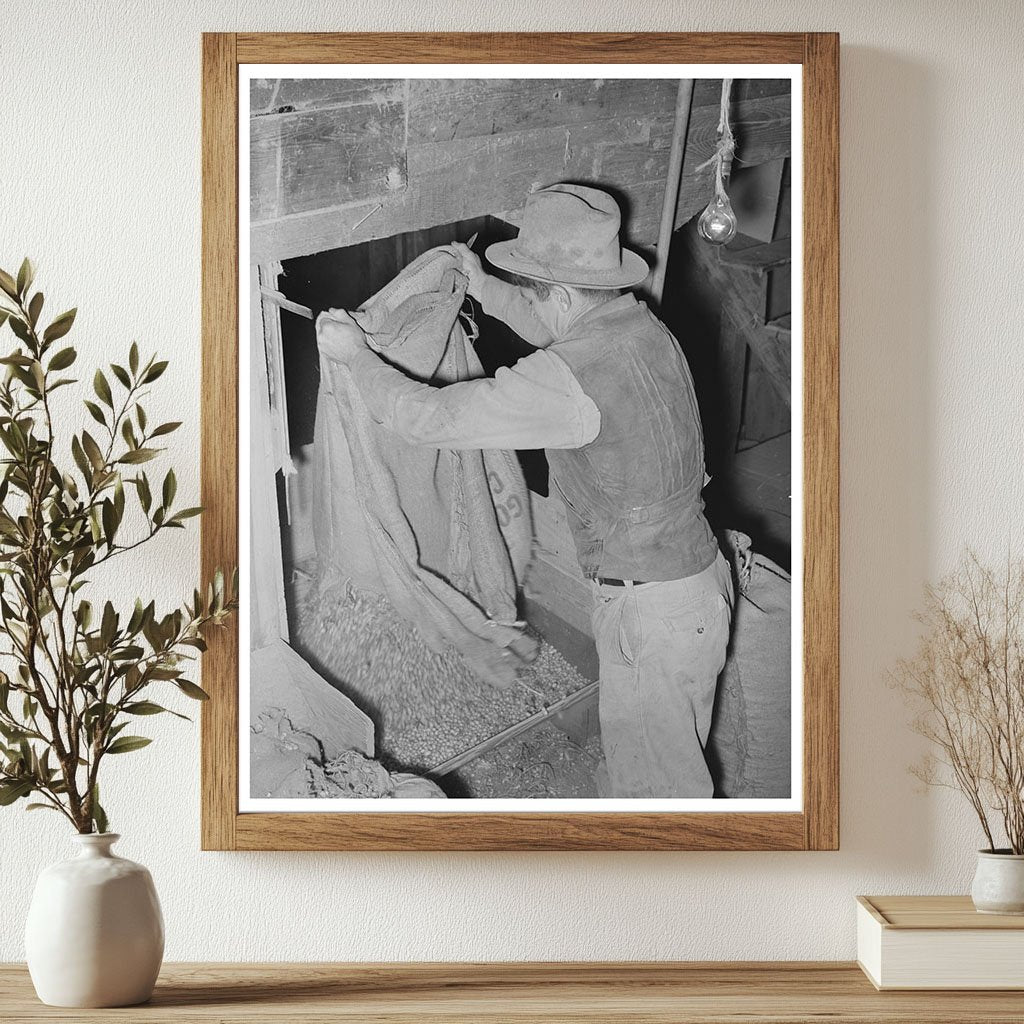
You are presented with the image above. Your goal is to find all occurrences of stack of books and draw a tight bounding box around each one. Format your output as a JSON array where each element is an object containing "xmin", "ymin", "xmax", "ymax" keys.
[{"xmin": 857, "ymin": 895, "xmax": 1024, "ymax": 990}]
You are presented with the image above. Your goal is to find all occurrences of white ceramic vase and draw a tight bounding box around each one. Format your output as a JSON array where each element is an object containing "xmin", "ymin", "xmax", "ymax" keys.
[
  {"xmin": 25, "ymin": 833, "xmax": 164, "ymax": 1007},
  {"xmin": 971, "ymin": 849, "xmax": 1024, "ymax": 915}
]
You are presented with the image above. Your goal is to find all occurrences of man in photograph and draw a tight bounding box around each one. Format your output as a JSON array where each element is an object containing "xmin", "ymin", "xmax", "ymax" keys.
[{"xmin": 317, "ymin": 182, "xmax": 734, "ymax": 799}]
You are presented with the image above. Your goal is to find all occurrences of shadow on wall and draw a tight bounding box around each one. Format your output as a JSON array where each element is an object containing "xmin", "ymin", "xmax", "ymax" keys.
[{"xmin": 838, "ymin": 48, "xmax": 937, "ymax": 868}]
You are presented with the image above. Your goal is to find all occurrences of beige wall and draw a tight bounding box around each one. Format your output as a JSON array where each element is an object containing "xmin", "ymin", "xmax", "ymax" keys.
[{"xmin": 1, "ymin": 0, "xmax": 1022, "ymax": 960}]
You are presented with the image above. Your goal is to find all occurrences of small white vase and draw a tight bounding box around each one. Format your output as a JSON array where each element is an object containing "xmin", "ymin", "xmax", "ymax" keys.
[
  {"xmin": 971, "ymin": 849, "xmax": 1024, "ymax": 915},
  {"xmin": 25, "ymin": 833, "xmax": 164, "ymax": 1007}
]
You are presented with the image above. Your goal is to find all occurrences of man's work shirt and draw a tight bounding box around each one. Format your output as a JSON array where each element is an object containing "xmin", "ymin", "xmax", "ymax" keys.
[
  {"xmin": 347, "ymin": 271, "xmax": 717, "ymax": 584},
  {"xmin": 347, "ymin": 277, "xmax": 600, "ymax": 451}
]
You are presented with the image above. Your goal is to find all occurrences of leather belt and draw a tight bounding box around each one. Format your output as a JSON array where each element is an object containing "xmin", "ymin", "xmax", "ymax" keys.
[{"xmin": 597, "ymin": 577, "xmax": 649, "ymax": 587}]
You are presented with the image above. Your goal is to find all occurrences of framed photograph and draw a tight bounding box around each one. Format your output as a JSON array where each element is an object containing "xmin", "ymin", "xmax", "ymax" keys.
[{"xmin": 201, "ymin": 32, "xmax": 838, "ymax": 850}]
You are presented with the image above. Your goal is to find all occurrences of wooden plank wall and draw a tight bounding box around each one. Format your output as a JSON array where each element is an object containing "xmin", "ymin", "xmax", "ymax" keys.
[{"xmin": 249, "ymin": 77, "xmax": 790, "ymax": 265}]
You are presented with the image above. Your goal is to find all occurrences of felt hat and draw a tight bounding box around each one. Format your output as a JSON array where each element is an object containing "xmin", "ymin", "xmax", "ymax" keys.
[{"xmin": 485, "ymin": 184, "xmax": 649, "ymax": 289}]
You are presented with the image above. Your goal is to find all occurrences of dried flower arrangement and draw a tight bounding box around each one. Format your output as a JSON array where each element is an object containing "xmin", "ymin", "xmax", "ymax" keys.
[{"xmin": 895, "ymin": 552, "xmax": 1023, "ymax": 854}]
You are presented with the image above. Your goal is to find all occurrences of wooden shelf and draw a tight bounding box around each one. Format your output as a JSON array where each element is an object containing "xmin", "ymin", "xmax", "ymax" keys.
[{"xmin": 3, "ymin": 962, "xmax": 1024, "ymax": 1022}]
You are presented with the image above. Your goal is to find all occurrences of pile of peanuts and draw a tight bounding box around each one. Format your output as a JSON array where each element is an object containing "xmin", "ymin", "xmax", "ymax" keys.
[
  {"xmin": 292, "ymin": 580, "xmax": 590, "ymax": 777},
  {"xmin": 454, "ymin": 721, "xmax": 603, "ymax": 799}
]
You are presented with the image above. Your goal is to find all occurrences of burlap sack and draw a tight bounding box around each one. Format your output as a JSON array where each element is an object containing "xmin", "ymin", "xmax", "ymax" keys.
[{"xmin": 313, "ymin": 247, "xmax": 536, "ymax": 688}]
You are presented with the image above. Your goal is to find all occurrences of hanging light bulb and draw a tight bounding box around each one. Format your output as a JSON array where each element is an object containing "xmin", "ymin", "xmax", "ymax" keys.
[
  {"xmin": 696, "ymin": 78, "xmax": 739, "ymax": 246},
  {"xmin": 698, "ymin": 192, "xmax": 738, "ymax": 245}
]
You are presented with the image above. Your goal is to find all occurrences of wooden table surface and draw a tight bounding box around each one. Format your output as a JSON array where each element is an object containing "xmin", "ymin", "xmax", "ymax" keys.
[{"xmin": 3, "ymin": 962, "xmax": 1024, "ymax": 1023}]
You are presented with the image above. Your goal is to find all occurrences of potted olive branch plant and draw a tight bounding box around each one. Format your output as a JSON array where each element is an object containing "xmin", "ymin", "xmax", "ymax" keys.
[
  {"xmin": 895, "ymin": 551, "xmax": 1024, "ymax": 914},
  {"xmin": 0, "ymin": 258, "xmax": 237, "ymax": 1007}
]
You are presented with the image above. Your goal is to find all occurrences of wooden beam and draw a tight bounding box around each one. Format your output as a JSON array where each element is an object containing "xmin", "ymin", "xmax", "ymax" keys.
[
  {"xmin": 250, "ymin": 176, "xmax": 668, "ymax": 265},
  {"xmin": 651, "ymin": 79, "xmax": 695, "ymax": 303},
  {"xmin": 250, "ymin": 267, "xmax": 291, "ymax": 647},
  {"xmin": 259, "ymin": 286, "xmax": 314, "ymax": 321},
  {"xmin": 406, "ymin": 77, "xmax": 679, "ymax": 144}
]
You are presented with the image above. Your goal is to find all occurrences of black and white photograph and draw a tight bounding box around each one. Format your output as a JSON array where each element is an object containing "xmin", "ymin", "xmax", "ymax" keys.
[{"xmin": 241, "ymin": 67, "xmax": 800, "ymax": 809}]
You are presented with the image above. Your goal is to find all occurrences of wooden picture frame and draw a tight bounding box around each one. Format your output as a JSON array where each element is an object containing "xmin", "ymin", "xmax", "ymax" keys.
[{"xmin": 201, "ymin": 32, "xmax": 839, "ymax": 851}]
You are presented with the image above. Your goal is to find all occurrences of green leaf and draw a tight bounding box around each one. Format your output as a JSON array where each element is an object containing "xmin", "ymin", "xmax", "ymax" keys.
[
  {"xmin": 43, "ymin": 308, "xmax": 76, "ymax": 344},
  {"xmin": 84, "ymin": 400, "xmax": 106, "ymax": 427},
  {"xmin": 136, "ymin": 404, "xmax": 147, "ymax": 432},
  {"xmin": 76, "ymin": 600, "xmax": 93, "ymax": 631},
  {"xmin": 81, "ymin": 431, "xmax": 105, "ymax": 472},
  {"xmin": 142, "ymin": 360, "xmax": 168, "ymax": 383},
  {"xmin": 27, "ymin": 292, "xmax": 43, "ymax": 328},
  {"xmin": 16, "ymin": 258, "xmax": 34, "ymax": 298},
  {"xmin": 0, "ymin": 779, "xmax": 33, "ymax": 805},
  {"xmin": 83, "ymin": 701, "xmax": 114, "ymax": 728},
  {"xmin": 148, "ymin": 666, "xmax": 181, "ymax": 680},
  {"xmin": 110, "ymin": 644, "xmax": 143, "ymax": 661},
  {"xmin": 8, "ymin": 620, "xmax": 29, "ymax": 650},
  {"xmin": 150, "ymin": 421, "xmax": 182, "ymax": 438},
  {"xmin": 126, "ymin": 598, "xmax": 146, "ymax": 635},
  {"xmin": 47, "ymin": 346, "xmax": 77, "ymax": 371},
  {"xmin": 129, "ymin": 342, "xmax": 139, "ymax": 375},
  {"xmin": 71, "ymin": 435, "xmax": 91, "ymax": 482},
  {"xmin": 0, "ymin": 722, "xmax": 28, "ymax": 742},
  {"xmin": 162, "ymin": 468, "xmax": 176, "ymax": 508},
  {"xmin": 169, "ymin": 507, "xmax": 203, "ymax": 524},
  {"xmin": 0, "ymin": 269, "xmax": 18, "ymax": 300},
  {"xmin": 101, "ymin": 498, "xmax": 116, "ymax": 546},
  {"xmin": 8, "ymin": 317, "xmax": 31, "ymax": 345},
  {"xmin": 136, "ymin": 473, "xmax": 152, "ymax": 513},
  {"xmin": 175, "ymin": 679, "xmax": 210, "ymax": 701},
  {"xmin": 0, "ymin": 428, "xmax": 20, "ymax": 459},
  {"xmin": 124, "ymin": 700, "xmax": 172, "ymax": 716},
  {"xmin": 121, "ymin": 418, "xmax": 137, "ymax": 450},
  {"xmin": 91, "ymin": 785, "xmax": 108, "ymax": 834},
  {"xmin": 93, "ymin": 369, "xmax": 113, "ymax": 408},
  {"xmin": 105, "ymin": 735, "xmax": 152, "ymax": 755},
  {"xmin": 26, "ymin": 802, "xmax": 61, "ymax": 813},
  {"xmin": 100, "ymin": 601, "xmax": 117, "ymax": 647},
  {"xmin": 0, "ymin": 310, "xmax": 9, "ymax": 331},
  {"xmin": 110, "ymin": 363, "xmax": 131, "ymax": 389},
  {"xmin": 118, "ymin": 448, "xmax": 158, "ymax": 465}
]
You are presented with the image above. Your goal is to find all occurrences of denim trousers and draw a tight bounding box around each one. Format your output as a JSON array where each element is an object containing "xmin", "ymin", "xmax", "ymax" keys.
[{"xmin": 591, "ymin": 551, "xmax": 734, "ymax": 798}]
